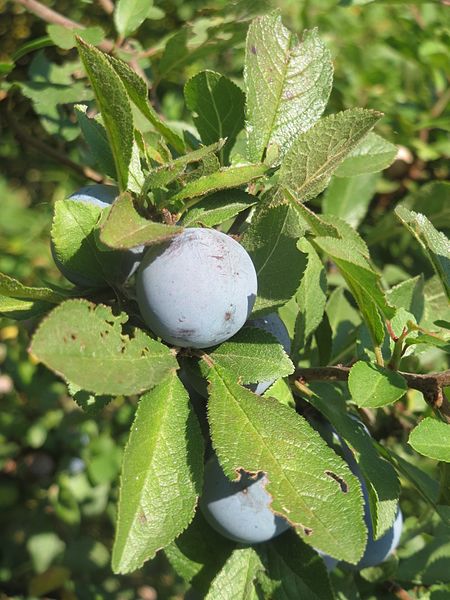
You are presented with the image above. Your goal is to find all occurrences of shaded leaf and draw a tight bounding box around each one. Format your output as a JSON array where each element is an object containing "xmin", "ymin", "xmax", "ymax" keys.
[
  {"xmin": 323, "ymin": 173, "xmax": 379, "ymax": 229},
  {"xmin": 185, "ymin": 70, "xmax": 245, "ymax": 164},
  {"xmin": 75, "ymin": 104, "xmax": 116, "ymax": 179},
  {"xmin": 165, "ymin": 511, "xmax": 235, "ymax": 597},
  {"xmin": 29, "ymin": 299, "xmax": 178, "ymax": 396},
  {"xmin": 181, "ymin": 189, "xmax": 256, "ymax": 228},
  {"xmin": 143, "ymin": 141, "xmax": 223, "ymax": 193},
  {"xmin": 409, "ymin": 418, "xmax": 450, "ymax": 463},
  {"xmin": 100, "ymin": 193, "xmax": 181, "ymax": 249},
  {"xmin": 242, "ymin": 203, "xmax": 307, "ymax": 316},
  {"xmin": 348, "ymin": 361, "xmax": 407, "ymax": 408},
  {"xmin": 260, "ymin": 530, "xmax": 335, "ymax": 600},
  {"xmin": 205, "ymin": 547, "xmax": 262, "ymax": 600},
  {"xmin": 112, "ymin": 372, "xmax": 204, "ymax": 573},
  {"xmin": 279, "ymin": 109, "xmax": 382, "ymax": 202},
  {"xmin": 245, "ymin": 14, "xmax": 333, "ymax": 162},
  {"xmin": 207, "ymin": 365, "xmax": 366, "ymax": 563},
  {"xmin": 76, "ymin": 38, "xmax": 133, "ymax": 191}
]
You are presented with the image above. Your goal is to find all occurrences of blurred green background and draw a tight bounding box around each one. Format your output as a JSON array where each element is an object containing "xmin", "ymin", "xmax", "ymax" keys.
[{"xmin": 0, "ymin": 0, "xmax": 448, "ymax": 598}]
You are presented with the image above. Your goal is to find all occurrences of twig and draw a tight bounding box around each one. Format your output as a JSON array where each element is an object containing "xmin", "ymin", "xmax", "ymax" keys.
[
  {"xmin": 294, "ymin": 366, "xmax": 450, "ymax": 424},
  {"xmin": 9, "ymin": 115, "xmax": 104, "ymax": 183},
  {"xmin": 97, "ymin": 0, "xmax": 114, "ymax": 15},
  {"xmin": 13, "ymin": 0, "xmax": 114, "ymax": 52}
]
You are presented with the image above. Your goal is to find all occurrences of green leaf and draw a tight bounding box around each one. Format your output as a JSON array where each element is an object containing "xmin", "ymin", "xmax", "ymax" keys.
[
  {"xmin": 114, "ymin": 0, "xmax": 156, "ymax": 38},
  {"xmin": 242, "ymin": 203, "xmax": 307, "ymax": 316},
  {"xmin": 99, "ymin": 193, "xmax": 182, "ymax": 250},
  {"xmin": 306, "ymin": 382, "xmax": 400, "ymax": 539},
  {"xmin": 0, "ymin": 61, "xmax": 14, "ymax": 76},
  {"xmin": 326, "ymin": 287, "xmax": 361, "ymax": 362},
  {"xmin": 208, "ymin": 326, "xmax": 294, "ymax": 385},
  {"xmin": 395, "ymin": 206, "xmax": 450, "ymax": 299},
  {"xmin": 396, "ymin": 536, "xmax": 450, "ymax": 585},
  {"xmin": 75, "ymin": 104, "xmax": 116, "ymax": 180},
  {"xmin": 29, "ymin": 299, "xmax": 178, "ymax": 396},
  {"xmin": 348, "ymin": 361, "xmax": 407, "ymax": 408},
  {"xmin": 112, "ymin": 372, "xmax": 204, "ymax": 573},
  {"xmin": 409, "ymin": 418, "xmax": 450, "ymax": 463},
  {"xmin": 279, "ymin": 109, "xmax": 382, "ymax": 202},
  {"xmin": 314, "ymin": 237, "xmax": 395, "ymax": 345},
  {"xmin": 0, "ymin": 273, "xmax": 64, "ymax": 304},
  {"xmin": 404, "ymin": 333, "xmax": 450, "ymax": 353},
  {"xmin": 143, "ymin": 141, "xmax": 224, "ymax": 193},
  {"xmin": 47, "ymin": 25, "xmax": 105, "ymax": 50},
  {"xmin": 51, "ymin": 199, "xmax": 123, "ymax": 287},
  {"xmin": 0, "ymin": 272, "xmax": 65, "ymax": 319},
  {"xmin": 0, "ymin": 296, "xmax": 54, "ymax": 320},
  {"xmin": 18, "ymin": 52, "xmax": 92, "ymax": 142},
  {"xmin": 12, "ymin": 36, "xmax": 53, "ymax": 61},
  {"xmin": 261, "ymin": 530, "xmax": 335, "ymax": 600},
  {"xmin": 181, "ymin": 189, "xmax": 256, "ymax": 228},
  {"xmin": 245, "ymin": 13, "xmax": 333, "ymax": 163},
  {"xmin": 386, "ymin": 275, "xmax": 425, "ymax": 323},
  {"xmin": 165, "ymin": 511, "xmax": 234, "ymax": 597},
  {"xmin": 185, "ymin": 70, "xmax": 245, "ymax": 164},
  {"xmin": 170, "ymin": 164, "xmax": 267, "ymax": 204},
  {"xmin": 76, "ymin": 38, "xmax": 133, "ymax": 191},
  {"xmin": 106, "ymin": 54, "xmax": 185, "ymax": 153},
  {"xmin": 207, "ymin": 365, "xmax": 366, "ymax": 563},
  {"xmin": 334, "ymin": 133, "xmax": 397, "ymax": 177},
  {"xmin": 205, "ymin": 547, "xmax": 262, "ymax": 600},
  {"xmin": 292, "ymin": 239, "xmax": 327, "ymax": 353},
  {"xmin": 262, "ymin": 377, "xmax": 295, "ymax": 408},
  {"xmin": 323, "ymin": 173, "xmax": 379, "ymax": 229},
  {"xmin": 285, "ymin": 192, "xmax": 339, "ymax": 237}
]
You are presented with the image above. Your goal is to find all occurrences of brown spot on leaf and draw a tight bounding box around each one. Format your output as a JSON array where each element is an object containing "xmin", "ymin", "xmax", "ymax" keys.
[
  {"xmin": 325, "ymin": 470, "xmax": 348, "ymax": 493},
  {"xmin": 224, "ymin": 312, "xmax": 232, "ymax": 321},
  {"xmin": 251, "ymin": 45, "xmax": 257, "ymax": 54},
  {"xmin": 70, "ymin": 333, "xmax": 77, "ymax": 340},
  {"xmin": 303, "ymin": 526, "xmax": 313, "ymax": 536}
]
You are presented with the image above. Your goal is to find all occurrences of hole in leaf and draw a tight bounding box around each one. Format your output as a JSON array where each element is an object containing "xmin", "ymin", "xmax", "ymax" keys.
[{"xmin": 325, "ymin": 470, "xmax": 348, "ymax": 493}]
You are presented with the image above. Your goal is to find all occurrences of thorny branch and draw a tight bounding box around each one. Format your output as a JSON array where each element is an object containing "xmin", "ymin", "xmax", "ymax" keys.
[{"xmin": 294, "ymin": 366, "xmax": 450, "ymax": 424}]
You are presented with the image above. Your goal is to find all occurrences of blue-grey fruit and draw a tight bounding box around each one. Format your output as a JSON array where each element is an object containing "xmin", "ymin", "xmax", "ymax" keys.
[
  {"xmin": 246, "ymin": 313, "xmax": 291, "ymax": 394},
  {"xmin": 136, "ymin": 228, "xmax": 257, "ymax": 348},
  {"xmin": 199, "ymin": 455, "xmax": 290, "ymax": 544},
  {"xmin": 51, "ymin": 184, "xmax": 143, "ymax": 287}
]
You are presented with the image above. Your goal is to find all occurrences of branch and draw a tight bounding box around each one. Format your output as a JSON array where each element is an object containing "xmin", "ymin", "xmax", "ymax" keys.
[
  {"xmin": 97, "ymin": 0, "xmax": 114, "ymax": 15},
  {"xmin": 294, "ymin": 366, "xmax": 450, "ymax": 424},
  {"xmin": 13, "ymin": 0, "xmax": 114, "ymax": 52},
  {"xmin": 9, "ymin": 115, "xmax": 104, "ymax": 183}
]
